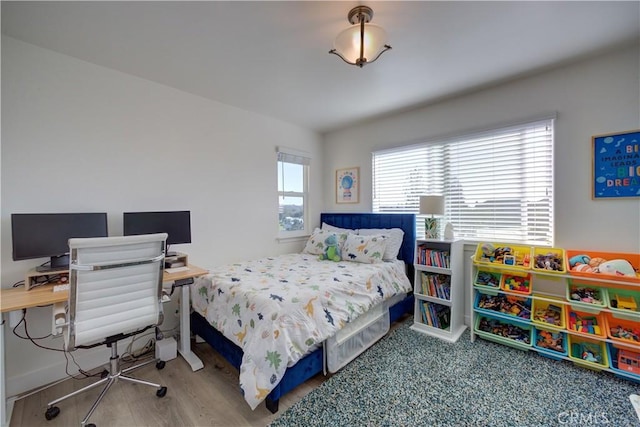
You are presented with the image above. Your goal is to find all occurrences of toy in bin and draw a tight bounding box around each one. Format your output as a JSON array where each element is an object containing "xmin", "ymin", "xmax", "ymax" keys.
[
  {"xmin": 501, "ymin": 273, "xmax": 532, "ymax": 294},
  {"xmin": 536, "ymin": 329, "xmax": 564, "ymax": 353},
  {"xmin": 477, "ymin": 293, "xmax": 531, "ymax": 319},
  {"xmin": 619, "ymin": 349, "xmax": 640, "ymax": 375},
  {"xmin": 610, "ymin": 294, "xmax": 638, "ymax": 311},
  {"xmin": 568, "ymin": 253, "xmax": 637, "ymax": 278},
  {"xmin": 479, "ymin": 243, "xmax": 531, "ymax": 268},
  {"xmin": 477, "ymin": 317, "xmax": 530, "ymax": 344},
  {"xmin": 569, "ymin": 286, "xmax": 604, "ymax": 305},
  {"xmin": 534, "ymin": 252, "xmax": 564, "ymax": 272},
  {"xmin": 534, "ymin": 304, "xmax": 563, "ymax": 327},
  {"xmin": 580, "ymin": 343, "xmax": 603, "ymax": 364},
  {"xmin": 475, "ymin": 271, "xmax": 500, "ymax": 288},
  {"xmin": 568, "ymin": 311, "xmax": 602, "ymax": 336}
]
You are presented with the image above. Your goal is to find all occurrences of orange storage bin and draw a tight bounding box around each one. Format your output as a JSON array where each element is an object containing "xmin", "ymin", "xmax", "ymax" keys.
[
  {"xmin": 604, "ymin": 312, "xmax": 640, "ymax": 344},
  {"xmin": 500, "ymin": 271, "xmax": 532, "ymax": 295},
  {"xmin": 565, "ymin": 308, "xmax": 606, "ymax": 338},
  {"xmin": 566, "ymin": 250, "xmax": 640, "ymax": 284}
]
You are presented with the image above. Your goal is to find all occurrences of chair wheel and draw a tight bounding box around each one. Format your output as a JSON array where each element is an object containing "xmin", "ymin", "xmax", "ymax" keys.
[
  {"xmin": 156, "ymin": 386, "xmax": 167, "ymax": 398},
  {"xmin": 87, "ymin": 424, "xmax": 96, "ymax": 427},
  {"xmin": 156, "ymin": 360, "xmax": 166, "ymax": 370},
  {"xmin": 100, "ymin": 369, "xmax": 109, "ymax": 379},
  {"xmin": 45, "ymin": 406, "xmax": 60, "ymax": 420}
]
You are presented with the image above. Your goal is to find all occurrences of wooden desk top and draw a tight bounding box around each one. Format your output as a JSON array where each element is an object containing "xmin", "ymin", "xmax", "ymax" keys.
[{"xmin": 1, "ymin": 264, "xmax": 209, "ymax": 313}]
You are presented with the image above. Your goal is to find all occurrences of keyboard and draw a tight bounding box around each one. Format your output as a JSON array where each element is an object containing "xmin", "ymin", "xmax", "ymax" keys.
[{"xmin": 165, "ymin": 266, "xmax": 189, "ymax": 274}]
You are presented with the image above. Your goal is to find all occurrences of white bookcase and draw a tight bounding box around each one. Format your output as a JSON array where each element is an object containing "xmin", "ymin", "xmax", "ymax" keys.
[{"xmin": 410, "ymin": 238, "xmax": 466, "ymax": 342}]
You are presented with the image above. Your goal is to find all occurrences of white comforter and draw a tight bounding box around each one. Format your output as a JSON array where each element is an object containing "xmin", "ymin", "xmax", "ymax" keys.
[{"xmin": 190, "ymin": 253, "xmax": 411, "ymax": 409}]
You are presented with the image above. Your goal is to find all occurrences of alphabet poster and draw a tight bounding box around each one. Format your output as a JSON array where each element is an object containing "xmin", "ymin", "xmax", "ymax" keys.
[{"xmin": 592, "ymin": 129, "xmax": 640, "ymax": 199}]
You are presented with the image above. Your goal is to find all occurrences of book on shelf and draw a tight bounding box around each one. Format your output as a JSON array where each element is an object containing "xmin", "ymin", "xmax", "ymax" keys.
[
  {"xmin": 420, "ymin": 272, "xmax": 452, "ymax": 300},
  {"xmin": 416, "ymin": 245, "xmax": 451, "ymax": 268},
  {"xmin": 421, "ymin": 301, "xmax": 451, "ymax": 330}
]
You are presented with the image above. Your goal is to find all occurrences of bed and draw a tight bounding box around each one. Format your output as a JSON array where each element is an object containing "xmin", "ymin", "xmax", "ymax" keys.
[{"xmin": 190, "ymin": 213, "xmax": 416, "ymax": 412}]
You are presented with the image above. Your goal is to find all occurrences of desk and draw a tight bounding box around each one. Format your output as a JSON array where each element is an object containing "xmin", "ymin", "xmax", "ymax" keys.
[{"xmin": 0, "ymin": 264, "xmax": 208, "ymax": 426}]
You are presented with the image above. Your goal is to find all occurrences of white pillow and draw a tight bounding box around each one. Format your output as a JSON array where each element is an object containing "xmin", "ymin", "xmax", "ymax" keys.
[
  {"xmin": 342, "ymin": 233, "xmax": 387, "ymax": 264},
  {"xmin": 302, "ymin": 228, "xmax": 348, "ymax": 260},
  {"xmin": 358, "ymin": 228, "xmax": 404, "ymax": 261},
  {"xmin": 321, "ymin": 222, "xmax": 357, "ymax": 235}
]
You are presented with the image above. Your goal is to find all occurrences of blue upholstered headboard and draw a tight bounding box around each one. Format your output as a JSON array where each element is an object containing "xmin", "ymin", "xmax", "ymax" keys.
[{"xmin": 319, "ymin": 213, "xmax": 416, "ymax": 267}]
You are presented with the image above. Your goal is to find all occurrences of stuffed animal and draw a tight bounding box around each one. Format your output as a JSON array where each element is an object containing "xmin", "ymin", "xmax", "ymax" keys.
[
  {"xmin": 597, "ymin": 259, "xmax": 637, "ymax": 277},
  {"xmin": 319, "ymin": 234, "xmax": 341, "ymax": 262}
]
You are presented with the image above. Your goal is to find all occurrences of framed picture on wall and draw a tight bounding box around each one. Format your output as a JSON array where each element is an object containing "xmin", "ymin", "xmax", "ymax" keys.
[
  {"xmin": 336, "ymin": 167, "xmax": 359, "ymax": 204},
  {"xmin": 592, "ymin": 129, "xmax": 640, "ymax": 199}
]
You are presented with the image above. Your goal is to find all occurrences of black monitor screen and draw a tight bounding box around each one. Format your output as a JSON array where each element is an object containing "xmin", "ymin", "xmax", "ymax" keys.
[
  {"xmin": 11, "ymin": 212, "xmax": 109, "ymax": 270},
  {"xmin": 123, "ymin": 211, "xmax": 191, "ymax": 246}
]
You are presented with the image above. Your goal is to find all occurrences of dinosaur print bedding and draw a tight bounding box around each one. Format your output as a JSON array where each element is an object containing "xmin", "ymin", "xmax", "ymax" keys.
[{"xmin": 190, "ymin": 252, "xmax": 412, "ymax": 410}]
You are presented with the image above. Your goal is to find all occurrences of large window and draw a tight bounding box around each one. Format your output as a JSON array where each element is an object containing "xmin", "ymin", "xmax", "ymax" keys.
[
  {"xmin": 277, "ymin": 147, "xmax": 310, "ymax": 238},
  {"xmin": 372, "ymin": 117, "xmax": 555, "ymax": 245}
]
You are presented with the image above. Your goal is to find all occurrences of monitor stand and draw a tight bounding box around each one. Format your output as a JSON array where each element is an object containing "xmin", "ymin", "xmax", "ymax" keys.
[{"xmin": 36, "ymin": 254, "xmax": 69, "ymax": 273}]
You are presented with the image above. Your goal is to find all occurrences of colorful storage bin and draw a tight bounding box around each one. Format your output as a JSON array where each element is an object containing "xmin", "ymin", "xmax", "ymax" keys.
[
  {"xmin": 500, "ymin": 271, "xmax": 532, "ymax": 295},
  {"xmin": 532, "ymin": 297, "xmax": 566, "ymax": 330},
  {"xmin": 607, "ymin": 344, "xmax": 640, "ymax": 381},
  {"xmin": 532, "ymin": 247, "xmax": 566, "ymax": 274},
  {"xmin": 565, "ymin": 281, "xmax": 608, "ymax": 313},
  {"xmin": 566, "ymin": 250, "xmax": 640, "ymax": 284},
  {"xmin": 474, "ymin": 291, "xmax": 532, "ymax": 321},
  {"xmin": 565, "ymin": 308, "xmax": 606, "ymax": 338},
  {"xmin": 604, "ymin": 312, "xmax": 640, "ymax": 344},
  {"xmin": 568, "ymin": 334, "xmax": 609, "ymax": 371},
  {"xmin": 474, "ymin": 243, "xmax": 532, "ymax": 270},
  {"xmin": 533, "ymin": 327, "xmax": 568, "ymax": 360},
  {"xmin": 474, "ymin": 314, "xmax": 532, "ymax": 350},
  {"xmin": 608, "ymin": 288, "xmax": 640, "ymax": 317},
  {"xmin": 474, "ymin": 268, "xmax": 502, "ymax": 291}
]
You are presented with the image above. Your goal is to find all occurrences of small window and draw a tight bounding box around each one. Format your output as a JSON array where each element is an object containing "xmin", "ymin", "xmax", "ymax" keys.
[{"xmin": 277, "ymin": 148, "xmax": 310, "ymax": 238}]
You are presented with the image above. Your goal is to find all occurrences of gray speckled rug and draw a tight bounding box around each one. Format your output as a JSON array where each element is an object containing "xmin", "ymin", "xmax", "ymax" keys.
[{"xmin": 270, "ymin": 318, "xmax": 640, "ymax": 427}]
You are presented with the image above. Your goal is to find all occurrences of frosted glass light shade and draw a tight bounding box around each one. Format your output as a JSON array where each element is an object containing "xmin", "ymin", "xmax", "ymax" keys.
[{"xmin": 333, "ymin": 24, "xmax": 388, "ymax": 64}]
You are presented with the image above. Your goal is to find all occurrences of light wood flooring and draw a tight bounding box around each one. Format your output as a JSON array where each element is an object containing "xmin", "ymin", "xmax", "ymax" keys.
[{"xmin": 9, "ymin": 340, "xmax": 325, "ymax": 427}]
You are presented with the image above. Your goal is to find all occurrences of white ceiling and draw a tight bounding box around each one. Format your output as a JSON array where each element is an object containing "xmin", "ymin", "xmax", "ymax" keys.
[{"xmin": 2, "ymin": 1, "xmax": 639, "ymax": 133}]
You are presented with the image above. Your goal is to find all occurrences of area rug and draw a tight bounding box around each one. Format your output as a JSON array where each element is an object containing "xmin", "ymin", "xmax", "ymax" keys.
[{"xmin": 270, "ymin": 318, "xmax": 640, "ymax": 426}]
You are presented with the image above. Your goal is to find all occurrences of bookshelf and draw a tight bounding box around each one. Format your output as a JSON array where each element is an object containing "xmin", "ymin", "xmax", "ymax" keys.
[{"xmin": 410, "ymin": 238, "xmax": 466, "ymax": 342}]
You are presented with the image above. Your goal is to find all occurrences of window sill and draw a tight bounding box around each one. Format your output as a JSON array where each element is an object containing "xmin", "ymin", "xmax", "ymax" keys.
[{"xmin": 276, "ymin": 234, "xmax": 309, "ymax": 244}]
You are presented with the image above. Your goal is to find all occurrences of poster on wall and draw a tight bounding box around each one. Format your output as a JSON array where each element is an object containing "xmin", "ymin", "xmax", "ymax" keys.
[
  {"xmin": 336, "ymin": 167, "xmax": 359, "ymax": 204},
  {"xmin": 592, "ymin": 129, "xmax": 640, "ymax": 199}
]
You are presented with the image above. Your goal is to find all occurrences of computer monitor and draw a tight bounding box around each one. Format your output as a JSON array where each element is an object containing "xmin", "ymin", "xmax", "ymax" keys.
[
  {"xmin": 11, "ymin": 212, "xmax": 109, "ymax": 272},
  {"xmin": 123, "ymin": 210, "xmax": 191, "ymax": 256}
]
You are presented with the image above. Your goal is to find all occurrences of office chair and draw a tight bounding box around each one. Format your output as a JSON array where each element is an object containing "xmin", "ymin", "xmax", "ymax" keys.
[{"xmin": 45, "ymin": 233, "xmax": 169, "ymax": 427}]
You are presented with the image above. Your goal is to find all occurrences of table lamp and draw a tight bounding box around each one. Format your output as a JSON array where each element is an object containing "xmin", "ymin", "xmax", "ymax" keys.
[{"xmin": 419, "ymin": 195, "xmax": 444, "ymax": 239}]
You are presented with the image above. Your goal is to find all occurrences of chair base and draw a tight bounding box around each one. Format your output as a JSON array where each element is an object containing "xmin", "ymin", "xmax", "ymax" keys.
[{"xmin": 45, "ymin": 342, "xmax": 167, "ymax": 426}]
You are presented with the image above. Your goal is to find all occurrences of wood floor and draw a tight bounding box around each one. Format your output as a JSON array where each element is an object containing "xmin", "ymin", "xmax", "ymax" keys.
[{"xmin": 9, "ymin": 340, "xmax": 325, "ymax": 427}]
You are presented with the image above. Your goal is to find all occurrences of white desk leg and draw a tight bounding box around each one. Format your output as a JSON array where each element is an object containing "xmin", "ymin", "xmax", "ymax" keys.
[
  {"xmin": 1, "ymin": 315, "xmax": 10, "ymax": 427},
  {"xmin": 177, "ymin": 284, "xmax": 204, "ymax": 371}
]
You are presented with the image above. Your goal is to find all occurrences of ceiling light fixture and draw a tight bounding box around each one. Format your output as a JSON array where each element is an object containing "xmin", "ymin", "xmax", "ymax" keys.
[{"xmin": 329, "ymin": 5, "xmax": 392, "ymax": 68}]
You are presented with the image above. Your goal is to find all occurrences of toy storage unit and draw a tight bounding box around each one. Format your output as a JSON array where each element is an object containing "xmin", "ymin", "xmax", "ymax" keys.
[{"xmin": 471, "ymin": 242, "xmax": 640, "ymax": 383}]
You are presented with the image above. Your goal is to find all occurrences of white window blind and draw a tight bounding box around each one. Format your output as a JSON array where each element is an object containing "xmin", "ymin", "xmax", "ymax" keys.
[
  {"xmin": 372, "ymin": 118, "xmax": 555, "ymax": 245},
  {"xmin": 277, "ymin": 147, "xmax": 310, "ymax": 237}
]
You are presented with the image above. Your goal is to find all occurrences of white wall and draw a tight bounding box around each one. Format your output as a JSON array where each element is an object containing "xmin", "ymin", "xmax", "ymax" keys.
[
  {"xmin": 323, "ymin": 43, "xmax": 640, "ymax": 325},
  {"xmin": 1, "ymin": 36, "xmax": 323, "ymax": 397},
  {"xmin": 323, "ymin": 44, "xmax": 640, "ymax": 251}
]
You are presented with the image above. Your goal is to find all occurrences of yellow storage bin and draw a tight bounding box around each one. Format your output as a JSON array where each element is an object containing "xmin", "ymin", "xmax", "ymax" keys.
[
  {"xmin": 532, "ymin": 247, "xmax": 566, "ymax": 274},
  {"xmin": 568, "ymin": 334, "xmax": 608, "ymax": 371},
  {"xmin": 474, "ymin": 243, "xmax": 532, "ymax": 270},
  {"xmin": 532, "ymin": 297, "xmax": 565, "ymax": 330},
  {"xmin": 500, "ymin": 271, "xmax": 533, "ymax": 295}
]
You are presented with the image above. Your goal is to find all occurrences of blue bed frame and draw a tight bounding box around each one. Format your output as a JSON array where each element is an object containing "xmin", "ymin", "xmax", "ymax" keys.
[{"xmin": 190, "ymin": 213, "xmax": 416, "ymax": 413}]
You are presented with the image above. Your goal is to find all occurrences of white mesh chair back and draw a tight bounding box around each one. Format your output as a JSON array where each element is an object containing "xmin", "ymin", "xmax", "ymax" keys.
[{"xmin": 66, "ymin": 233, "xmax": 167, "ymax": 349}]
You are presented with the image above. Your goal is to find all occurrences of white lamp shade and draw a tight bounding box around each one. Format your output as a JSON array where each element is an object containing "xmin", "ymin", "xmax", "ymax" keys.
[
  {"xmin": 419, "ymin": 195, "xmax": 444, "ymax": 216},
  {"xmin": 333, "ymin": 24, "xmax": 388, "ymax": 63}
]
